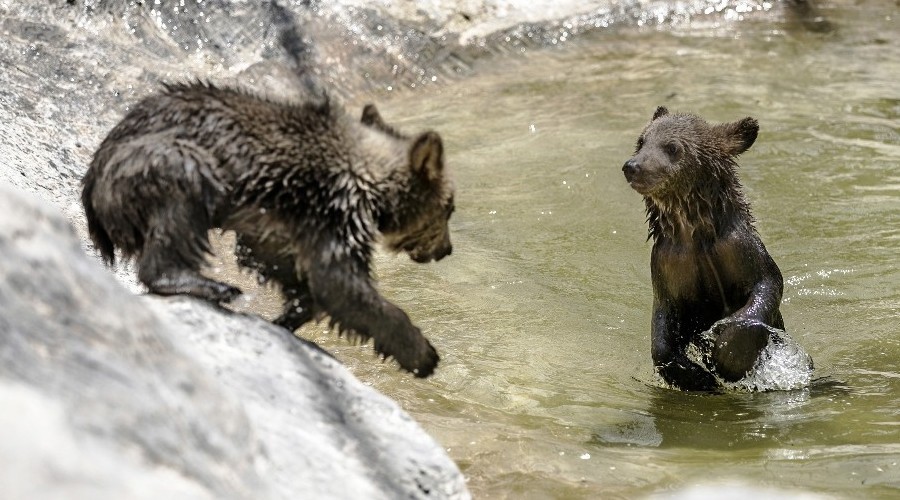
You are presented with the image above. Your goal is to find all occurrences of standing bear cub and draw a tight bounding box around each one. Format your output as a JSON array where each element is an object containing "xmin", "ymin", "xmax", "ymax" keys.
[
  {"xmin": 623, "ymin": 106, "xmax": 799, "ymax": 391},
  {"xmin": 82, "ymin": 82, "xmax": 454, "ymax": 378}
]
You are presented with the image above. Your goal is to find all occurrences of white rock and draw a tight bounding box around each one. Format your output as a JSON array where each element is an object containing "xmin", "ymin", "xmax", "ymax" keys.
[{"xmin": 0, "ymin": 185, "xmax": 468, "ymax": 500}]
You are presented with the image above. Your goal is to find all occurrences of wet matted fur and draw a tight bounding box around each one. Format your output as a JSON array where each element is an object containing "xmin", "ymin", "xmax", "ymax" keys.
[
  {"xmin": 82, "ymin": 82, "xmax": 455, "ymax": 377},
  {"xmin": 622, "ymin": 107, "xmax": 807, "ymax": 390}
]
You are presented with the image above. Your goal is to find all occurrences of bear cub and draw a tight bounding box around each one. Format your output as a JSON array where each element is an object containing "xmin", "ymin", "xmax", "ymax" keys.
[
  {"xmin": 81, "ymin": 82, "xmax": 455, "ymax": 378},
  {"xmin": 623, "ymin": 106, "xmax": 803, "ymax": 391}
]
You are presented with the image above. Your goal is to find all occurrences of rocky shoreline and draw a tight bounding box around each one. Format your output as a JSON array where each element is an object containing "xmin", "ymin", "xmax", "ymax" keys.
[{"xmin": 0, "ymin": 185, "xmax": 468, "ymax": 499}]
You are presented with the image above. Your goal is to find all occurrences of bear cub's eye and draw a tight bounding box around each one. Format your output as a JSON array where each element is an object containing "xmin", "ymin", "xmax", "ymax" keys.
[
  {"xmin": 664, "ymin": 142, "xmax": 679, "ymax": 157},
  {"xmin": 636, "ymin": 137, "xmax": 645, "ymax": 151}
]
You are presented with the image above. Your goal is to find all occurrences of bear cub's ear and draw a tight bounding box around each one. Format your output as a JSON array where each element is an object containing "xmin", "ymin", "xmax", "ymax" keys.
[
  {"xmin": 361, "ymin": 104, "xmax": 388, "ymax": 129},
  {"xmin": 409, "ymin": 131, "xmax": 444, "ymax": 183},
  {"xmin": 361, "ymin": 104, "xmax": 405, "ymax": 139},
  {"xmin": 652, "ymin": 106, "xmax": 669, "ymax": 121},
  {"xmin": 717, "ymin": 117, "xmax": 759, "ymax": 156}
]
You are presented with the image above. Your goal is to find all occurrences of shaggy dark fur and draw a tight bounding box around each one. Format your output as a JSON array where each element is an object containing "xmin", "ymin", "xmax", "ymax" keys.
[
  {"xmin": 82, "ymin": 82, "xmax": 455, "ymax": 378},
  {"xmin": 623, "ymin": 106, "xmax": 796, "ymax": 390}
]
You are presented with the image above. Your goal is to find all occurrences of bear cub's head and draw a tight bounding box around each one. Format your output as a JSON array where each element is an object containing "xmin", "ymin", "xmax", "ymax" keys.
[
  {"xmin": 623, "ymin": 106, "xmax": 758, "ymax": 200},
  {"xmin": 361, "ymin": 104, "xmax": 455, "ymax": 264}
]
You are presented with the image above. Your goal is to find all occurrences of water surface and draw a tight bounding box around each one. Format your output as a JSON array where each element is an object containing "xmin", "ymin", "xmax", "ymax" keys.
[{"xmin": 299, "ymin": 3, "xmax": 899, "ymax": 498}]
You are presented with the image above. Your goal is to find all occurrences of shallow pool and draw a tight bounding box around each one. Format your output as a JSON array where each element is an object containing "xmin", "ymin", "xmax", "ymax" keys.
[{"xmin": 295, "ymin": 3, "xmax": 899, "ymax": 497}]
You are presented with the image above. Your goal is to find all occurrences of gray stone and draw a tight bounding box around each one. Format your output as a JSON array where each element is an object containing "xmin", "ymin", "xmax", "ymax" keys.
[
  {"xmin": 0, "ymin": 185, "xmax": 469, "ymax": 499},
  {"xmin": 0, "ymin": 380, "xmax": 214, "ymax": 500}
]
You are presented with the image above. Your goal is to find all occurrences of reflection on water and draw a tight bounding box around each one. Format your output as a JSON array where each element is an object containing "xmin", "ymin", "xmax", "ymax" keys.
[
  {"xmin": 594, "ymin": 383, "xmax": 821, "ymax": 451},
  {"xmin": 303, "ymin": 2, "xmax": 899, "ymax": 498}
]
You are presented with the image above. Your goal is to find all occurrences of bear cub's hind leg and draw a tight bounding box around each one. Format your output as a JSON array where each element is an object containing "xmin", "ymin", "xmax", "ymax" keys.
[{"xmin": 137, "ymin": 214, "xmax": 241, "ymax": 304}]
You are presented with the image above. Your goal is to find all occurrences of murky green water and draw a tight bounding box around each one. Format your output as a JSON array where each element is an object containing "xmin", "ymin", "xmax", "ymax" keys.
[{"xmin": 295, "ymin": 4, "xmax": 899, "ymax": 498}]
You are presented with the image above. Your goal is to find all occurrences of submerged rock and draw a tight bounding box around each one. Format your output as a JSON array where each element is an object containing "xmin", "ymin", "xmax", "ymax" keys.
[{"xmin": 0, "ymin": 184, "xmax": 469, "ymax": 499}]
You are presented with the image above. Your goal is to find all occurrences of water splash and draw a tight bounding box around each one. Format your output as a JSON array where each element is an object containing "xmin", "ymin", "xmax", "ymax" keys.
[
  {"xmin": 687, "ymin": 319, "xmax": 813, "ymax": 392},
  {"xmin": 737, "ymin": 327, "xmax": 814, "ymax": 392}
]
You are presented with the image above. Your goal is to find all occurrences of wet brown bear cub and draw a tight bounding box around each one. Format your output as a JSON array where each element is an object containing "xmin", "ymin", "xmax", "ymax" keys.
[
  {"xmin": 623, "ymin": 106, "xmax": 790, "ymax": 391},
  {"xmin": 81, "ymin": 82, "xmax": 454, "ymax": 378}
]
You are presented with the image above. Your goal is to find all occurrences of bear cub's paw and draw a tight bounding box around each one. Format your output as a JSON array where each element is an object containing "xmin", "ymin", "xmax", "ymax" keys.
[
  {"xmin": 147, "ymin": 272, "xmax": 243, "ymax": 304},
  {"xmin": 386, "ymin": 336, "xmax": 440, "ymax": 379},
  {"xmin": 711, "ymin": 319, "xmax": 771, "ymax": 382}
]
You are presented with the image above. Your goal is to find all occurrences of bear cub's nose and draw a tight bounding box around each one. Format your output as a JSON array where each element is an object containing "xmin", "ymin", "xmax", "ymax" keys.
[
  {"xmin": 622, "ymin": 159, "xmax": 639, "ymax": 182},
  {"xmin": 435, "ymin": 244, "xmax": 452, "ymax": 261}
]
